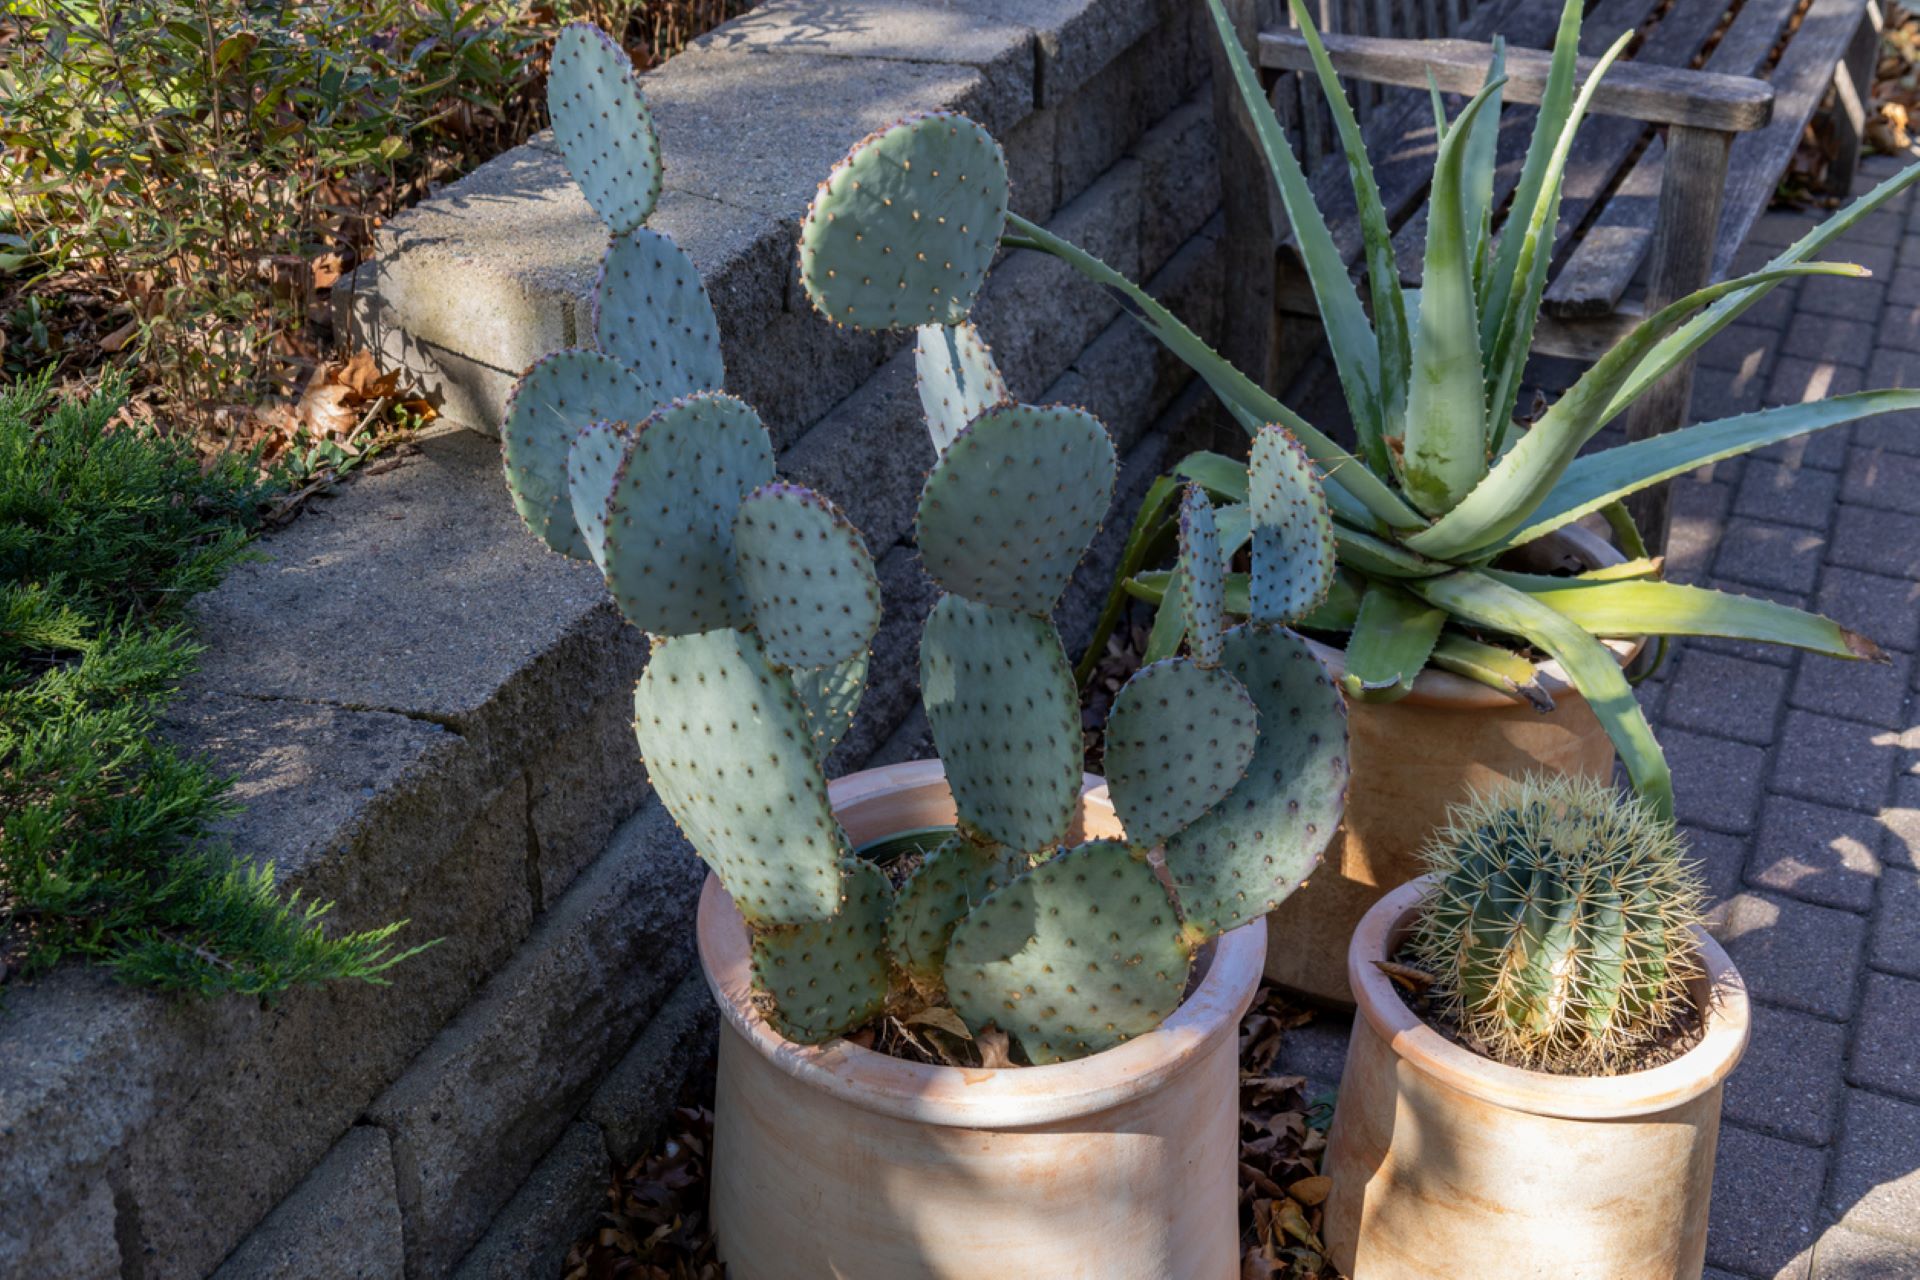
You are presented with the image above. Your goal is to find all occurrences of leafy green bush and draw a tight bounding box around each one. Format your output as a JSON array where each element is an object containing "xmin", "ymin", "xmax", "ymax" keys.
[{"xmin": 0, "ymin": 376, "xmax": 430, "ymax": 995}]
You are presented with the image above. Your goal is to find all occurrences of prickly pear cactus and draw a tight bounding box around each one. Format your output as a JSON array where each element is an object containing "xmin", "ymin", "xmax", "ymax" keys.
[{"xmin": 1409, "ymin": 775, "xmax": 1706, "ymax": 1073}]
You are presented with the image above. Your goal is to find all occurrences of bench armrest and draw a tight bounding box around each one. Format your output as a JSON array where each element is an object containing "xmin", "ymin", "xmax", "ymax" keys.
[{"xmin": 1257, "ymin": 31, "xmax": 1775, "ymax": 133}]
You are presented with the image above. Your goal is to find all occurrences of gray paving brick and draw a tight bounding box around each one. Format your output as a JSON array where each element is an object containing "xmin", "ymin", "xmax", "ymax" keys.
[
  {"xmin": 1724, "ymin": 1002, "xmax": 1848, "ymax": 1146},
  {"xmin": 1735, "ymin": 458, "xmax": 1841, "ymax": 530},
  {"xmin": 1669, "ymin": 728, "xmax": 1769, "ymax": 834},
  {"xmin": 1870, "ymin": 867, "xmax": 1920, "ymax": 979},
  {"xmin": 1668, "ymin": 481, "xmax": 1733, "ymax": 584},
  {"xmin": 1695, "ymin": 582, "xmax": 1811, "ymax": 667},
  {"xmin": 1849, "ymin": 973, "xmax": 1920, "ymax": 1101},
  {"xmin": 1829, "ymin": 1090, "xmax": 1920, "ymax": 1242},
  {"xmin": 1784, "ymin": 314, "xmax": 1876, "ymax": 368},
  {"xmin": 1841, "ymin": 444, "xmax": 1920, "ymax": 515},
  {"xmin": 1837, "ymin": 206, "xmax": 1908, "ymax": 247},
  {"xmin": 1814, "ymin": 567, "xmax": 1920, "ymax": 654},
  {"xmin": 1868, "ymin": 345, "xmax": 1920, "ymax": 392},
  {"xmin": 1838, "ymin": 241, "xmax": 1899, "ymax": 277},
  {"xmin": 1717, "ymin": 892, "xmax": 1867, "ymax": 1020},
  {"xmin": 1714, "ymin": 518, "xmax": 1827, "ymax": 594},
  {"xmin": 1852, "ymin": 407, "xmax": 1920, "ymax": 455},
  {"xmin": 1701, "ymin": 322, "xmax": 1784, "ymax": 377},
  {"xmin": 1275, "ymin": 1015, "xmax": 1351, "ymax": 1095},
  {"xmin": 1770, "ymin": 710, "xmax": 1901, "ymax": 815},
  {"xmin": 1761, "ymin": 360, "xmax": 1864, "ymax": 469},
  {"xmin": 1706, "ymin": 1123, "xmax": 1829, "ymax": 1276},
  {"xmin": 1750, "ymin": 795, "xmax": 1882, "ymax": 913},
  {"xmin": 1879, "ymin": 304, "xmax": 1920, "ymax": 354},
  {"xmin": 1799, "ymin": 274, "xmax": 1887, "ymax": 323},
  {"xmin": 1792, "ymin": 649, "xmax": 1915, "ymax": 731},
  {"xmin": 1830, "ymin": 504, "xmax": 1920, "ymax": 579},
  {"xmin": 1882, "ymin": 775, "xmax": 1920, "ymax": 874},
  {"xmin": 1664, "ymin": 651, "xmax": 1790, "ymax": 746},
  {"xmin": 1687, "ymin": 825, "xmax": 1751, "ymax": 906}
]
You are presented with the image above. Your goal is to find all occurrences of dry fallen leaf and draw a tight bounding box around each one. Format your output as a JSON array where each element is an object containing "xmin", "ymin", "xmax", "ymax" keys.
[
  {"xmin": 905, "ymin": 1007, "xmax": 974, "ymax": 1040},
  {"xmin": 1372, "ymin": 959, "xmax": 1435, "ymax": 996},
  {"xmin": 1287, "ymin": 1175, "xmax": 1332, "ymax": 1207},
  {"xmin": 976, "ymin": 1025, "xmax": 1014, "ymax": 1069}
]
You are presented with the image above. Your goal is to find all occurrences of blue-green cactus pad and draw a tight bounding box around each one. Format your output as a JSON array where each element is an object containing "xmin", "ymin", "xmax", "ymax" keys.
[
  {"xmin": 594, "ymin": 227, "xmax": 726, "ymax": 400},
  {"xmin": 633, "ymin": 628, "xmax": 845, "ymax": 925},
  {"xmin": 751, "ymin": 858, "xmax": 893, "ymax": 1043},
  {"xmin": 565, "ymin": 418, "xmax": 631, "ymax": 570},
  {"xmin": 1103, "ymin": 657, "xmax": 1259, "ymax": 848},
  {"xmin": 1178, "ymin": 484, "xmax": 1226, "ymax": 668},
  {"xmin": 920, "ymin": 594, "xmax": 1080, "ymax": 854},
  {"xmin": 915, "ymin": 321, "xmax": 1009, "ymax": 454},
  {"xmin": 601, "ymin": 393, "xmax": 775, "ymax": 636},
  {"xmin": 887, "ymin": 832, "xmax": 1025, "ymax": 993},
  {"xmin": 1248, "ymin": 426, "xmax": 1336, "ymax": 626},
  {"xmin": 944, "ymin": 839, "xmax": 1191, "ymax": 1064},
  {"xmin": 790, "ymin": 649, "xmax": 868, "ymax": 766},
  {"xmin": 798, "ymin": 111, "xmax": 1009, "ymax": 331},
  {"xmin": 1163, "ymin": 625, "xmax": 1349, "ymax": 938},
  {"xmin": 548, "ymin": 23, "xmax": 662, "ymax": 234},
  {"xmin": 732, "ymin": 483, "xmax": 882, "ymax": 669},
  {"xmin": 914, "ymin": 404, "xmax": 1116, "ymax": 616},
  {"xmin": 502, "ymin": 349, "xmax": 654, "ymax": 559}
]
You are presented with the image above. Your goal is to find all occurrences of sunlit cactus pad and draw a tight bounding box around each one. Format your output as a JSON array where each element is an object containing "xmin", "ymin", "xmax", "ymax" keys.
[
  {"xmin": 502, "ymin": 349, "xmax": 652, "ymax": 560},
  {"xmin": 944, "ymin": 839, "xmax": 1191, "ymax": 1065},
  {"xmin": 633, "ymin": 629, "xmax": 845, "ymax": 925},
  {"xmin": 601, "ymin": 392, "xmax": 774, "ymax": 636},
  {"xmin": 914, "ymin": 404, "xmax": 1117, "ymax": 616},
  {"xmin": 1248, "ymin": 426, "xmax": 1336, "ymax": 626},
  {"xmin": 1163, "ymin": 625, "xmax": 1348, "ymax": 937},
  {"xmin": 915, "ymin": 321, "xmax": 1009, "ymax": 454},
  {"xmin": 751, "ymin": 859, "xmax": 894, "ymax": 1043},
  {"xmin": 798, "ymin": 111, "xmax": 1009, "ymax": 331},
  {"xmin": 565, "ymin": 419, "xmax": 630, "ymax": 569},
  {"xmin": 548, "ymin": 22, "xmax": 662, "ymax": 234},
  {"xmin": 919, "ymin": 595, "xmax": 1080, "ymax": 854},
  {"xmin": 594, "ymin": 227, "xmax": 726, "ymax": 401},
  {"xmin": 733, "ymin": 483, "xmax": 882, "ymax": 669},
  {"xmin": 1103, "ymin": 657, "xmax": 1259, "ymax": 848},
  {"xmin": 887, "ymin": 833, "xmax": 1026, "ymax": 994}
]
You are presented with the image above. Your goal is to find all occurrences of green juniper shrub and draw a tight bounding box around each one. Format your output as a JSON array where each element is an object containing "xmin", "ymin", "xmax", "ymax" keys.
[{"xmin": 0, "ymin": 375, "xmax": 431, "ymax": 995}]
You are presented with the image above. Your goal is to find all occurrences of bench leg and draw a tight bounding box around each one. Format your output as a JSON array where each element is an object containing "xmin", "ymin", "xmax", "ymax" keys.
[
  {"xmin": 1208, "ymin": 0, "xmax": 1286, "ymax": 419},
  {"xmin": 1823, "ymin": 2, "xmax": 1884, "ymax": 199},
  {"xmin": 1623, "ymin": 125, "xmax": 1734, "ymax": 558}
]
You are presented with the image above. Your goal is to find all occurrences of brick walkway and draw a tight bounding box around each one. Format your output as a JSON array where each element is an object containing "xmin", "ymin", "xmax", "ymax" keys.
[{"xmin": 1281, "ymin": 150, "xmax": 1920, "ymax": 1279}]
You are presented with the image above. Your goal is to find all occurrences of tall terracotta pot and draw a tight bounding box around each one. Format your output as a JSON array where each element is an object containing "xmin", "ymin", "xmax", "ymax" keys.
[
  {"xmin": 698, "ymin": 760, "xmax": 1266, "ymax": 1280},
  {"xmin": 1267, "ymin": 526, "xmax": 1637, "ymax": 1002},
  {"xmin": 1322, "ymin": 876, "xmax": 1751, "ymax": 1279}
]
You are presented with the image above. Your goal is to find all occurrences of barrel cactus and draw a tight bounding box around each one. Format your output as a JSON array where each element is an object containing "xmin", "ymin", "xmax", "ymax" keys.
[
  {"xmin": 1408, "ymin": 775, "xmax": 1707, "ymax": 1074},
  {"xmin": 500, "ymin": 29, "xmax": 1349, "ymax": 1064}
]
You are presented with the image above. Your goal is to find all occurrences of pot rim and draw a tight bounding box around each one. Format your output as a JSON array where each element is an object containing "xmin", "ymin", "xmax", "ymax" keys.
[
  {"xmin": 1348, "ymin": 874, "xmax": 1751, "ymax": 1120},
  {"xmin": 696, "ymin": 759, "xmax": 1268, "ymax": 1129},
  {"xmin": 1312, "ymin": 525, "xmax": 1641, "ymax": 711}
]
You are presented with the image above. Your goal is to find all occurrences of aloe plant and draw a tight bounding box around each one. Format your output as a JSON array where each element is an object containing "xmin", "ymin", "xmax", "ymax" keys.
[{"xmin": 1061, "ymin": 0, "xmax": 1920, "ymax": 819}]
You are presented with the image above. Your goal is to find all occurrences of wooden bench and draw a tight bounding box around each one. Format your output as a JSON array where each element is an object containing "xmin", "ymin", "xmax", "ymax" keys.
[{"xmin": 1208, "ymin": 0, "xmax": 1883, "ymax": 547}]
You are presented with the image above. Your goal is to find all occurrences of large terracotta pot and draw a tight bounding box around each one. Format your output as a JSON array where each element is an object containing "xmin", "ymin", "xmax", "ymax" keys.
[
  {"xmin": 1268, "ymin": 525, "xmax": 1637, "ymax": 1003},
  {"xmin": 1322, "ymin": 876, "xmax": 1751, "ymax": 1279},
  {"xmin": 698, "ymin": 760, "xmax": 1266, "ymax": 1280}
]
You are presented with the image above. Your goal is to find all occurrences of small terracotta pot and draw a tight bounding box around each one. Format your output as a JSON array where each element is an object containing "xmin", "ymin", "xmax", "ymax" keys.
[
  {"xmin": 698, "ymin": 760, "xmax": 1267, "ymax": 1280},
  {"xmin": 1266, "ymin": 526, "xmax": 1638, "ymax": 1004},
  {"xmin": 1323, "ymin": 875, "xmax": 1751, "ymax": 1280}
]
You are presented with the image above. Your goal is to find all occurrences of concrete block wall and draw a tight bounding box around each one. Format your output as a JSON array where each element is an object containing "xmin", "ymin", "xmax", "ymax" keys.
[{"xmin": 0, "ymin": 2, "xmax": 1225, "ymax": 1275}]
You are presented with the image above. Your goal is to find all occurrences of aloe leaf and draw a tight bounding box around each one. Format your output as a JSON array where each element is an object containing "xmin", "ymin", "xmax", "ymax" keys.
[
  {"xmin": 1342, "ymin": 582, "xmax": 1447, "ymax": 702},
  {"xmin": 1203, "ymin": 0, "xmax": 1384, "ymax": 457},
  {"xmin": 1599, "ymin": 499, "xmax": 1647, "ymax": 560},
  {"xmin": 1403, "ymin": 78, "xmax": 1507, "ymax": 516},
  {"xmin": 1604, "ymin": 162, "xmax": 1920, "ymax": 425},
  {"xmin": 1410, "ymin": 571, "xmax": 1672, "ymax": 817},
  {"xmin": 1286, "ymin": 0, "xmax": 1408, "ymax": 474},
  {"xmin": 1484, "ymin": 26, "xmax": 1635, "ymax": 451},
  {"xmin": 1130, "ymin": 566, "xmax": 1365, "ymax": 632},
  {"xmin": 1335, "ymin": 524, "xmax": 1448, "ymax": 578},
  {"xmin": 1430, "ymin": 631, "xmax": 1551, "ymax": 710},
  {"xmin": 1578, "ymin": 557, "xmax": 1664, "ymax": 583},
  {"xmin": 1407, "ymin": 264, "xmax": 1867, "ymax": 560},
  {"xmin": 1003, "ymin": 211, "xmax": 1425, "ymax": 530},
  {"xmin": 1143, "ymin": 565, "xmax": 1186, "ymax": 662},
  {"xmin": 1075, "ymin": 473, "xmax": 1181, "ymax": 685},
  {"xmin": 1464, "ymin": 39, "xmax": 1507, "ymax": 308},
  {"xmin": 1502, "ymin": 390, "xmax": 1920, "ymax": 549},
  {"xmin": 1479, "ymin": 574, "xmax": 1883, "ymax": 661},
  {"xmin": 1175, "ymin": 452, "xmax": 1249, "ymax": 503}
]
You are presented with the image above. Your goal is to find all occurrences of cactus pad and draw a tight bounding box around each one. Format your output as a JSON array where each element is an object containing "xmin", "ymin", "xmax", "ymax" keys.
[
  {"xmin": 633, "ymin": 628, "xmax": 846, "ymax": 925},
  {"xmin": 798, "ymin": 111, "xmax": 1009, "ymax": 331},
  {"xmin": 732, "ymin": 483, "xmax": 882, "ymax": 669},
  {"xmin": 790, "ymin": 650, "xmax": 868, "ymax": 766},
  {"xmin": 1163, "ymin": 625, "xmax": 1349, "ymax": 938},
  {"xmin": 565, "ymin": 419, "xmax": 631, "ymax": 570},
  {"xmin": 920, "ymin": 595, "xmax": 1080, "ymax": 853},
  {"xmin": 887, "ymin": 832, "xmax": 1026, "ymax": 995},
  {"xmin": 751, "ymin": 858, "xmax": 894, "ymax": 1043},
  {"xmin": 502, "ymin": 349, "xmax": 654, "ymax": 559},
  {"xmin": 944, "ymin": 840, "xmax": 1191, "ymax": 1064},
  {"xmin": 1178, "ymin": 484, "xmax": 1226, "ymax": 668},
  {"xmin": 914, "ymin": 404, "xmax": 1117, "ymax": 616},
  {"xmin": 1248, "ymin": 426, "xmax": 1336, "ymax": 626},
  {"xmin": 548, "ymin": 23, "xmax": 662, "ymax": 234},
  {"xmin": 915, "ymin": 321, "xmax": 1009, "ymax": 454},
  {"xmin": 594, "ymin": 227, "xmax": 726, "ymax": 401},
  {"xmin": 1103, "ymin": 658, "xmax": 1259, "ymax": 848},
  {"xmin": 601, "ymin": 393, "xmax": 775, "ymax": 636}
]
